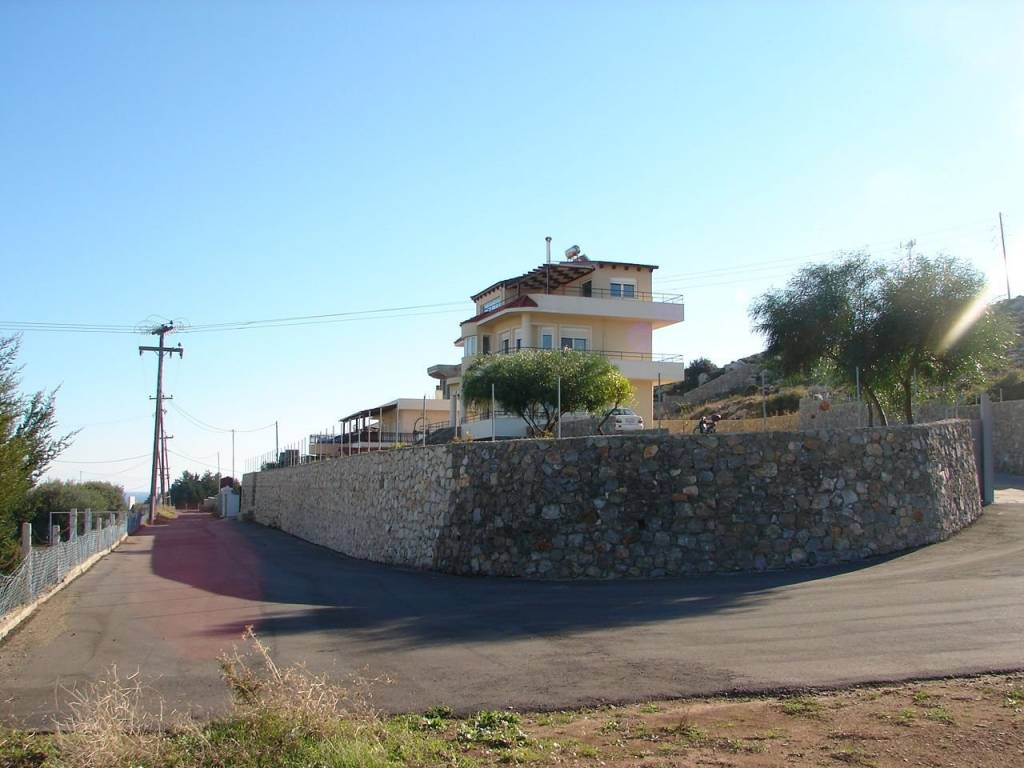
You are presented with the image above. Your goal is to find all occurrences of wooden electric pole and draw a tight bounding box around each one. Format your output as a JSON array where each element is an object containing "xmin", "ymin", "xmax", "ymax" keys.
[{"xmin": 140, "ymin": 323, "xmax": 182, "ymax": 522}]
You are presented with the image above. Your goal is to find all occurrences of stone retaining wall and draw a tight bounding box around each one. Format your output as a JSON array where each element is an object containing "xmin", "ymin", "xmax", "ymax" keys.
[
  {"xmin": 243, "ymin": 420, "xmax": 981, "ymax": 579},
  {"xmin": 799, "ymin": 397, "xmax": 1024, "ymax": 475}
]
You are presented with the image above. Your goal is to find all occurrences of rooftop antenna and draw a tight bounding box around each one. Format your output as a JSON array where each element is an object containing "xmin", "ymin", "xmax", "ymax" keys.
[{"xmin": 545, "ymin": 237, "xmax": 552, "ymax": 293}]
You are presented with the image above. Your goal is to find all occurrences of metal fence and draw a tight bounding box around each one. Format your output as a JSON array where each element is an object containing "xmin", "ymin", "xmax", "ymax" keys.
[{"xmin": 0, "ymin": 510, "xmax": 141, "ymax": 623}]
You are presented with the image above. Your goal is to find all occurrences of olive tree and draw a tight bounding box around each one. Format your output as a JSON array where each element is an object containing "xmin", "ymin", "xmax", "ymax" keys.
[
  {"xmin": 750, "ymin": 254, "xmax": 894, "ymax": 423},
  {"xmin": 461, "ymin": 349, "xmax": 633, "ymax": 434},
  {"xmin": 750, "ymin": 253, "xmax": 1015, "ymax": 424}
]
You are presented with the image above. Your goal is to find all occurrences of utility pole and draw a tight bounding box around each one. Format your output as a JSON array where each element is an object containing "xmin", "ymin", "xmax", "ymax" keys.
[
  {"xmin": 1000, "ymin": 212, "xmax": 1011, "ymax": 301},
  {"xmin": 231, "ymin": 428, "xmax": 236, "ymax": 481},
  {"xmin": 160, "ymin": 432, "xmax": 173, "ymax": 505},
  {"xmin": 274, "ymin": 421, "xmax": 279, "ymax": 462},
  {"xmin": 140, "ymin": 323, "xmax": 183, "ymax": 522}
]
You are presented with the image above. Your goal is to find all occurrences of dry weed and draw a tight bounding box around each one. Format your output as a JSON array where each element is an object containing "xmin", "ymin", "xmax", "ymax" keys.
[
  {"xmin": 217, "ymin": 625, "xmax": 386, "ymax": 736},
  {"xmin": 52, "ymin": 666, "xmax": 182, "ymax": 768}
]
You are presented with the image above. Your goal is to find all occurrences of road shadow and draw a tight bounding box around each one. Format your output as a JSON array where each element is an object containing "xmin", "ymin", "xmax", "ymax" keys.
[{"xmin": 139, "ymin": 513, "xmax": 908, "ymax": 650}]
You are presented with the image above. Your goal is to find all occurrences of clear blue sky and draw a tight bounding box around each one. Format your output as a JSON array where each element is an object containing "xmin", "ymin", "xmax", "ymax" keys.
[{"xmin": 2, "ymin": 1, "xmax": 1021, "ymax": 491}]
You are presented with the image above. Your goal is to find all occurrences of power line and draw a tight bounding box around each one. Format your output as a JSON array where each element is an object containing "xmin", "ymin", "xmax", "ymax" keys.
[
  {"xmin": 52, "ymin": 453, "xmax": 151, "ymax": 464},
  {"xmin": 167, "ymin": 448, "xmax": 220, "ymax": 472},
  {"xmin": 0, "ymin": 216, "xmax": 1008, "ymax": 336},
  {"xmin": 169, "ymin": 402, "xmax": 275, "ymax": 434},
  {"xmin": 181, "ymin": 300, "xmax": 466, "ymax": 331}
]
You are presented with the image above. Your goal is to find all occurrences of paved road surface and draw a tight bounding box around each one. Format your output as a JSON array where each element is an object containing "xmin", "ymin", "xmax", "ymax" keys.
[{"xmin": 2, "ymin": 484, "xmax": 1023, "ymax": 728}]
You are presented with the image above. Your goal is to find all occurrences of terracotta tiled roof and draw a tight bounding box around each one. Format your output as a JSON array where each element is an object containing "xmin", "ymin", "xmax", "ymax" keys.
[{"xmin": 462, "ymin": 295, "xmax": 538, "ymax": 324}]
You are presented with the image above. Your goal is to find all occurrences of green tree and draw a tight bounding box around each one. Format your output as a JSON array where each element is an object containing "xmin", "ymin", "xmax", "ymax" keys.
[
  {"xmin": 682, "ymin": 357, "xmax": 718, "ymax": 393},
  {"xmin": 878, "ymin": 255, "xmax": 1015, "ymax": 422},
  {"xmin": 0, "ymin": 335, "xmax": 74, "ymax": 570},
  {"xmin": 169, "ymin": 470, "xmax": 221, "ymax": 507},
  {"xmin": 461, "ymin": 349, "xmax": 633, "ymax": 435},
  {"xmin": 750, "ymin": 253, "xmax": 1015, "ymax": 424},
  {"xmin": 750, "ymin": 254, "xmax": 893, "ymax": 422},
  {"xmin": 24, "ymin": 480, "xmax": 126, "ymax": 537}
]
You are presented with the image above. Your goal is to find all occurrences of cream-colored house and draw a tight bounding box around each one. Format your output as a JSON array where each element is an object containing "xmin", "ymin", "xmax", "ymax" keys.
[
  {"xmin": 310, "ymin": 397, "xmax": 451, "ymax": 456},
  {"xmin": 428, "ymin": 250, "xmax": 685, "ymax": 438}
]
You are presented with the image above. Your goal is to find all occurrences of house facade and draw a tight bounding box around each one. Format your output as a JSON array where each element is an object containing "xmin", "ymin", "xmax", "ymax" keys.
[
  {"xmin": 428, "ymin": 251, "xmax": 685, "ymax": 438},
  {"xmin": 310, "ymin": 397, "xmax": 451, "ymax": 457}
]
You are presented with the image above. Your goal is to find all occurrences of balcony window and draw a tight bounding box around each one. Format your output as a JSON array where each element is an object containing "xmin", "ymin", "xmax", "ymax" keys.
[
  {"xmin": 482, "ymin": 297, "xmax": 502, "ymax": 313},
  {"xmin": 482, "ymin": 335, "xmax": 491, "ymax": 354},
  {"xmin": 502, "ymin": 338, "xmax": 510, "ymax": 353},
  {"xmin": 582, "ymin": 280, "xmax": 592, "ymax": 297},
  {"xmin": 464, "ymin": 336, "xmax": 477, "ymax": 356},
  {"xmin": 610, "ymin": 281, "xmax": 636, "ymax": 298},
  {"xmin": 561, "ymin": 337, "xmax": 587, "ymax": 351},
  {"xmin": 541, "ymin": 333, "xmax": 553, "ymax": 349}
]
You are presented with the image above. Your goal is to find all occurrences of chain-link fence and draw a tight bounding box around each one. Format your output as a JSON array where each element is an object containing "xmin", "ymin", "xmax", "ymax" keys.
[{"xmin": 0, "ymin": 510, "xmax": 141, "ymax": 623}]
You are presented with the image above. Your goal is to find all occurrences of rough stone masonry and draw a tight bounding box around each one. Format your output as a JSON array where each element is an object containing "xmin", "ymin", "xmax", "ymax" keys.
[{"xmin": 243, "ymin": 420, "xmax": 981, "ymax": 579}]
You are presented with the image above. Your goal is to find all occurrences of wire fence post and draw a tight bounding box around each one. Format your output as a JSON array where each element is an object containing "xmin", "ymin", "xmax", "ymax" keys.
[
  {"xmin": 557, "ymin": 376, "xmax": 562, "ymax": 439},
  {"xmin": 21, "ymin": 522, "xmax": 32, "ymax": 600},
  {"xmin": 69, "ymin": 508, "xmax": 77, "ymax": 541},
  {"xmin": 761, "ymin": 370, "xmax": 768, "ymax": 431}
]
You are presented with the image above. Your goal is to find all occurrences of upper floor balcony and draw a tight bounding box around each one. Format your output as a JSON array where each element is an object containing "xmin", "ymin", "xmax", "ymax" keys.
[
  {"xmin": 466, "ymin": 345, "xmax": 685, "ymax": 383},
  {"xmin": 464, "ymin": 286, "xmax": 685, "ymax": 330}
]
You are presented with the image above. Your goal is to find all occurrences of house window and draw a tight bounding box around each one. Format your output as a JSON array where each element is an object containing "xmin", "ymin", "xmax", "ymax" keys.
[
  {"xmin": 610, "ymin": 281, "xmax": 636, "ymax": 298},
  {"xmin": 502, "ymin": 338, "xmax": 510, "ymax": 353},
  {"xmin": 561, "ymin": 337, "xmax": 587, "ymax": 351},
  {"xmin": 581, "ymin": 280, "xmax": 592, "ymax": 297},
  {"xmin": 482, "ymin": 335, "xmax": 491, "ymax": 354},
  {"xmin": 541, "ymin": 333, "xmax": 553, "ymax": 349},
  {"xmin": 464, "ymin": 336, "xmax": 477, "ymax": 356},
  {"xmin": 482, "ymin": 297, "xmax": 502, "ymax": 313}
]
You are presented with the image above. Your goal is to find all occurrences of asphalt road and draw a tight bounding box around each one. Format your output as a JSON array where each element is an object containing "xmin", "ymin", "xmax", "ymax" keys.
[{"xmin": 2, "ymin": 483, "xmax": 1023, "ymax": 728}]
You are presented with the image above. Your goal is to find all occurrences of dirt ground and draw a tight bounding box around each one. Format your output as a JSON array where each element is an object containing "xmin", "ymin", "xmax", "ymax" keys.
[{"xmin": 477, "ymin": 673, "xmax": 1024, "ymax": 767}]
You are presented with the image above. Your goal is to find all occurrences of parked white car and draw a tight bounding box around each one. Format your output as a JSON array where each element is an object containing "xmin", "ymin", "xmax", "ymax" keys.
[{"xmin": 610, "ymin": 408, "xmax": 644, "ymax": 432}]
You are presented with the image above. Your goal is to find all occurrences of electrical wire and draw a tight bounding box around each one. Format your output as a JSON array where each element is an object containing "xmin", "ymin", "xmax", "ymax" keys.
[
  {"xmin": 181, "ymin": 300, "xmax": 466, "ymax": 331},
  {"xmin": 0, "ymin": 216, "xmax": 1008, "ymax": 335},
  {"xmin": 52, "ymin": 452, "xmax": 151, "ymax": 464},
  {"xmin": 169, "ymin": 402, "xmax": 275, "ymax": 434},
  {"xmin": 167, "ymin": 448, "xmax": 220, "ymax": 472}
]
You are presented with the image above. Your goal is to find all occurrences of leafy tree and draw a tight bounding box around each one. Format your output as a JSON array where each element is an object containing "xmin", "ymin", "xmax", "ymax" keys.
[
  {"xmin": 750, "ymin": 253, "xmax": 1015, "ymax": 424},
  {"xmin": 682, "ymin": 357, "xmax": 718, "ymax": 392},
  {"xmin": 878, "ymin": 255, "xmax": 1014, "ymax": 422},
  {"xmin": 750, "ymin": 254, "xmax": 893, "ymax": 423},
  {"xmin": 169, "ymin": 469, "xmax": 221, "ymax": 507},
  {"xmin": 24, "ymin": 480, "xmax": 126, "ymax": 537},
  {"xmin": 461, "ymin": 349, "xmax": 633, "ymax": 434},
  {"xmin": 0, "ymin": 335, "xmax": 75, "ymax": 570}
]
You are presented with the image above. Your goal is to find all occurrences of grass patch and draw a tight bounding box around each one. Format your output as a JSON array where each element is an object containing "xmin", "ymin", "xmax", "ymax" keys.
[
  {"xmin": 457, "ymin": 710, "xmax": 529, "ymax": 749},
  {"xmin": 664, "ymin": 720, "xmax": 710, "ymax": 746},
  {"xmin": 912, "ymin": 690, "xmax": 932, "ymax": 705},
  {"xmin": 638, "ymin": 702, "xmax": 661, "ymax": 714},
  {"xmin": 1005, "ymin": 687, "xmax": 1024, "ymax": 709},
  {"xmin": 0, "ymin": 727, "xmax": 54, "ymax": 767},
  {"xmin": 925, "ymin": 707, "xmax": 954, "ymax": 725},
  {"xmin": 780, "ymin": 697, "xmax": 823, "ymax": 717},
  {"xmin": 529, "ymin": 711, "xmax": 575, "ymax": 728},
  {"xmin": 830, "ymin": 746, "xmax": 880, "ymax": 767},
  {"xmin": 878, "ymin": 707, "xmax": 916, "ymax": 727}
]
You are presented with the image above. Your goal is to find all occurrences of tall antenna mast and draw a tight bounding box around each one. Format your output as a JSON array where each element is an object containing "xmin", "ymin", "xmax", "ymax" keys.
[{"xmin": 1000, "ymin": 212, "xmax": 1011, "ymax": 301}]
